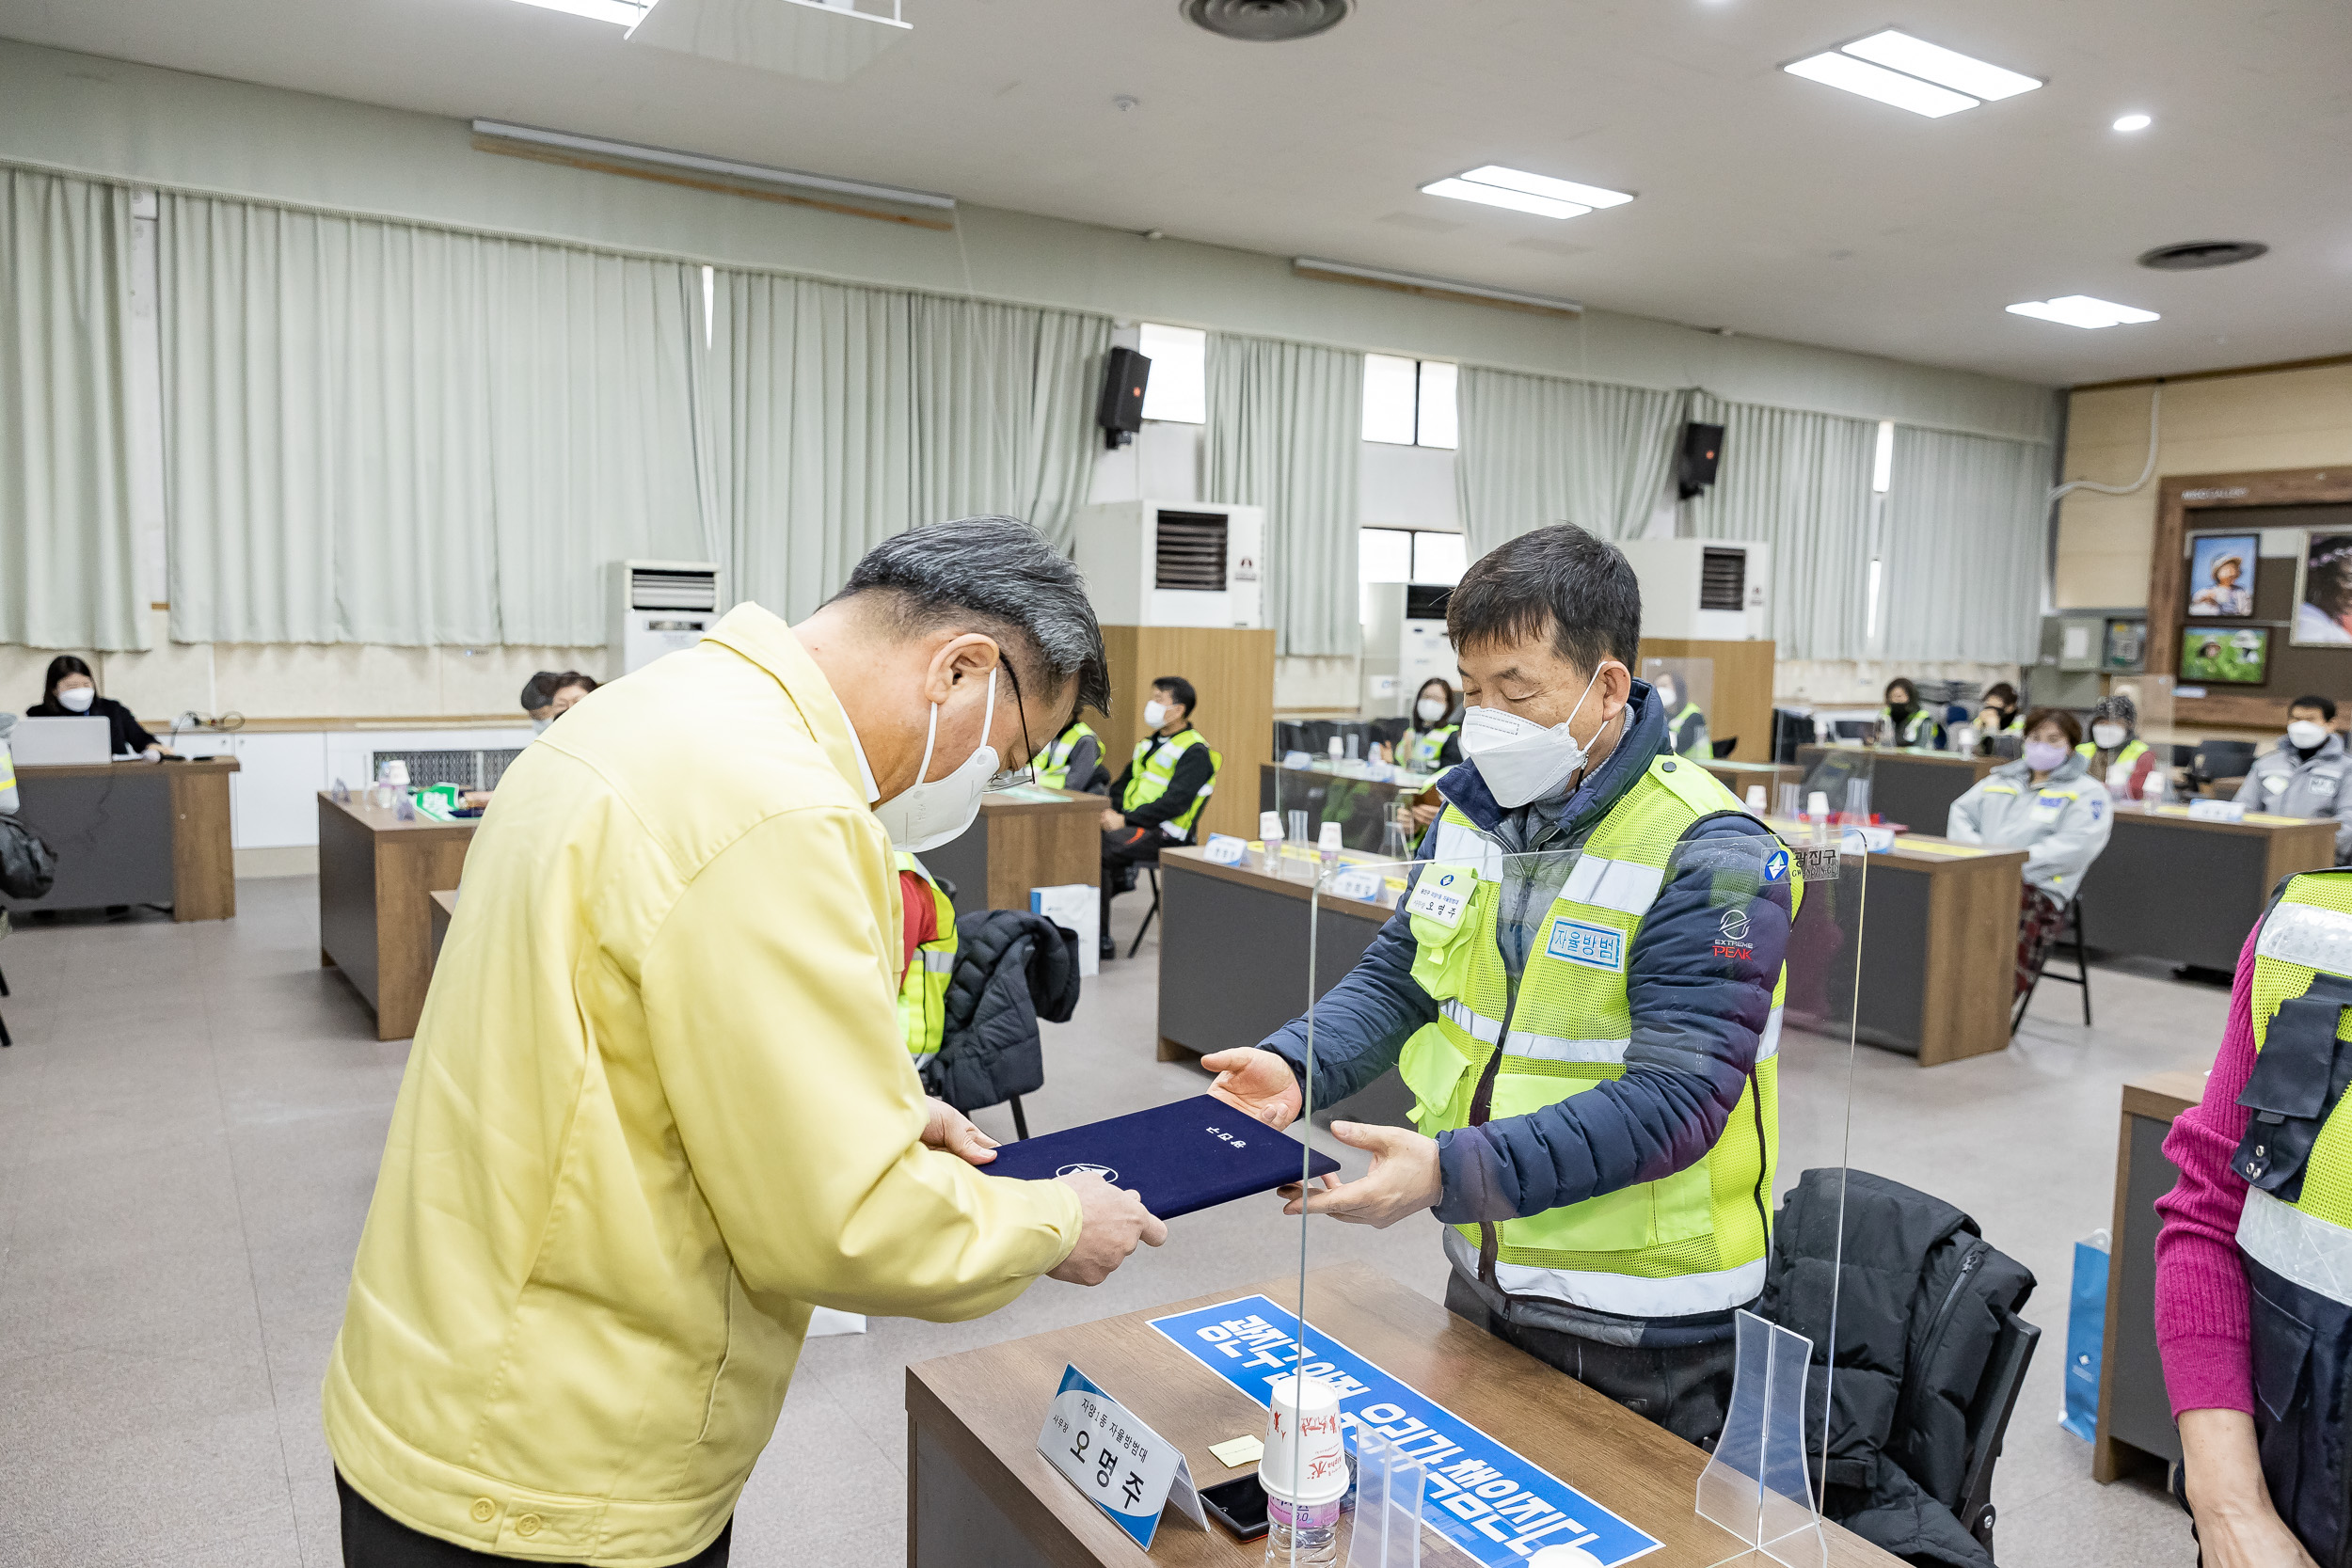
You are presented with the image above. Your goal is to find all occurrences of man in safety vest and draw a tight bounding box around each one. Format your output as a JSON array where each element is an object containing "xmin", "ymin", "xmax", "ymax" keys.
[
  {"xmin": 1099, "ymin": 676, "xmax": 1219, "ymax": 959},
  {"xmin": 1036, "ymin": 716, "xmax": 1108, "ymax": 793},
  {"xmin": 1200, "ymin": 525, "xmax": 1795, "ymax": 1446}
]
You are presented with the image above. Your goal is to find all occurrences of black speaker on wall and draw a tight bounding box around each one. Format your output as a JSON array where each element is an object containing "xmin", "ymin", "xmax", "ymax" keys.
[
  {"xmin": 1098, "ymin": 346, "xmax": 1152, "ymax": 449},
  {"xmin": 1677, "ymin": 420, "xmax": 1725, "ymax": 499}
]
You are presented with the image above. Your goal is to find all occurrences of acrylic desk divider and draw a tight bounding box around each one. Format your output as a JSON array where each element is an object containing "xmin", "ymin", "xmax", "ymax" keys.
[{"xmin": 1298, "ymin": 759, "xmax": 1873, "ymax": 1568}]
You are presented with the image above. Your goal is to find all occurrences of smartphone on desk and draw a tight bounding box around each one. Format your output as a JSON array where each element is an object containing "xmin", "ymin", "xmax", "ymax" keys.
[{"xmin": 1200, "ymin": 1474, "xmax": 1268, "ymax": 1541}]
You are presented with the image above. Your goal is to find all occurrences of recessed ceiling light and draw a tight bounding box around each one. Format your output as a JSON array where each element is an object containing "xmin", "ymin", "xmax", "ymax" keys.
[
  {"xmin": 2113, "ymin": 113, "xmax": 2152, "ymax": 132},
  {"xmin": 508, "ymin": 0, "xmax": 647, "ymax": 24},
  {"xmin": 1784, "ymin": 52, "xmax": 1979, "ymax": 118},
  {"xmin": 1838, "ymin": 30, "xmax": 2042, "ymax": 101},
  {"xmin": 1420, "ymin": 178, "xmax": 1588, "ymax": 219},
  {"xmin": 2006, "ymin": 295, "xmax": 2161, "ymax": 329},
  {"xmin": 1458, "ymin": 165, "xmax": 1634, "ymax": 210}
]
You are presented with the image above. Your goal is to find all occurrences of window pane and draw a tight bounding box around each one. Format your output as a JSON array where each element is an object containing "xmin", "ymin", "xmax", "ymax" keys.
[
  {"xmin": 1138, "ymin": 323, "xmax": 1206, "ymax": 424},
  {"xmin": 1362, "ymin": 354, "xmax": 1419, "ymax": 445},
  {"xmin": 1413, "ymin": 531, "xmax": 1467, "ymax": 584},
  {"xmin": 1360, "ymin": 528, "xmax": 1412, "ymax": 582},
  {"xmin": 1416, "ymin": 360, "xmax": 1458, "ymax": 449},
  {"xmin": 1872, "ymin": 420, "xmax": 1894, "ymax": 492}
]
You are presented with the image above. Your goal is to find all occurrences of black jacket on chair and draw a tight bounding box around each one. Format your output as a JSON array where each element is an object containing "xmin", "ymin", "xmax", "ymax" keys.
[
  {"xmin": 922, "ymin": 910, "xmax": 1082, "ymax": 1114},
  {"xmin": 1756, "ymin": 1168, "xmax": 2037, "ymax": 1568}
]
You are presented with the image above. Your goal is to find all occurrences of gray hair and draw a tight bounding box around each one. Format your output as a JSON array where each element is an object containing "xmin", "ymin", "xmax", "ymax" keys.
[{"xmin": 833, "ymin": 516, "xmax": 1111, "ymax": 718}]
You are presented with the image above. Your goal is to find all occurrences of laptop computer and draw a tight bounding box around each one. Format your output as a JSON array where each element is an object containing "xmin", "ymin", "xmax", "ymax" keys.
[{"xmin": 10, "ymin": 716, "xmax": 111, "ymax": 765}]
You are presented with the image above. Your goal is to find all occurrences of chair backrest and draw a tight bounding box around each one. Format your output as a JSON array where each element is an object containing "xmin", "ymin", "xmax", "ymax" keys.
[
  {"xmin": 1832, "ymin": 718, "xmax": 1876, "ymax": 741},
  {"xmin": 1956, "ymin": 1307, "xmax": 2042, "ymax": 1551},
  {"xmin": 1711, "ymin": 737, "xmax": 1738, "ymax": 759}
]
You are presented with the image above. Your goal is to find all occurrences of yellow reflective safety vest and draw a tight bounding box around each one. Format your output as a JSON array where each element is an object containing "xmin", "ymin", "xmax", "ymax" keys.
[
  {"xmin": 2234, "ymin": 871, "xmax": 2352, "ymax": 1291},
  {"xmin": 1037, "ymin": 721, "xmax": 1100, "ymax": 790},
  {"xmin": 1880, "ymin": 706, "xmax": 1939, "ymax": 747},
  {"xmin": 1396, "ymin": 756, "xmax": 1800, "ymax": 1318},
  {"xmin": 0, "ymin": 731, "xmax": 15, "ymax": 814},
  {"xmin": 2075, "ymin": 737, "xmax": 2149, "ymax": 771},
  {"xmin": 1403, "ymin": 724, "xmax": 1459, "ymax": 773},
  {"xmin": 1662, "ymin": 704, "xmax": 1706, "ymax": 759},
  {"xmin": 1120, "ymin": 728, "xmax": 1221, "ymax": 838},
  {"xmin": 897, "ymin": 852, "xmax": 957, "ymax": 1065}
]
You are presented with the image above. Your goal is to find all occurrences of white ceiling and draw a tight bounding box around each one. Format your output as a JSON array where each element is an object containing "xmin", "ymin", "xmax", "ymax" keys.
[{"xmin": 6, "ymin": 0, "xmax": 2349, "ymax": 387}]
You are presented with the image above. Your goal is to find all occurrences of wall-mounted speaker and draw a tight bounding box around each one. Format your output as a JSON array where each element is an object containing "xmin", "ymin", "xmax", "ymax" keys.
[
  {"xmin": 1677, "ymin": 421, "xmax": 1724, "ymax": 499},
  {"xmin": 1097, "ymin": 346, "xmax": 1152, "ymax": 449}
]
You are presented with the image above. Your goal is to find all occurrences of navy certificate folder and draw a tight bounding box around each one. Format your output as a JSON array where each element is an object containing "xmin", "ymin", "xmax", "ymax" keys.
[{"xmin": 979, "ymin": 1095, "xmax": 1342, "ymax": 1219}]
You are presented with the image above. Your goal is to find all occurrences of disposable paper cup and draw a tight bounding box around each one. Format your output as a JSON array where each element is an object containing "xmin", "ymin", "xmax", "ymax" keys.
[
  {"xmin": 1806, "ymin": 790, "xmax": 1830, "ymax": 821},
  {"xmin": 1260, "ymin": 811, "xmax": 1284, "ymax": 842},
  {"xmin": 1316, "ymin": 821, "xmax": 1343, "ymax": 853},
  {"xmin": 1745, "ymin": 785, "xmax": 1767, "ymax": 810},
  {"xmin": 383, "ymin": 760, "xmax": 410, "ymax": 787},
  {"xmin": 1261, "ymin": 1373, "xmax": 1349, "ymax": 1507}
]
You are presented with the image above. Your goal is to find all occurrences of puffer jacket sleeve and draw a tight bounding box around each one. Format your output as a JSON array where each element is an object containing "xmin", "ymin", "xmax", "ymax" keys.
[
  {"xmin": 641, "ymin": 808, "xmax": 1079, "ymax": 1318},
  {"xmin": 1946, "ymin": 779, "xmax": 1989, "ymax": 843},
  {"xmin": 2329, "ymin": 764, "xmax": 2352, "ymax": 861},
  {"xmin": 2024, "ymin": 784, "xmax": 2113, "ymax": 899},
  {"xmin": 1434, "ymin": 814, "xmax": 1792, "ymax": 1224}
]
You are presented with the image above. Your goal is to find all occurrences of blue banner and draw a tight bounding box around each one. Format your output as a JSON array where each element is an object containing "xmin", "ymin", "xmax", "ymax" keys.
[{"xmin": 1150, "ymin": 1294, "xmax": 1662, "ymax": 1566}]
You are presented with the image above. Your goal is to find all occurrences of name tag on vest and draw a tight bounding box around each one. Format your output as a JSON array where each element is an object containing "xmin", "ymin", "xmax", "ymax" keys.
[
  {"xmin": 1406, "ymin": 866, "xmax": 1474, "ymax": 930},
  {"xmin": 1545, "ymin": 916, "xmax": 1624, "ymax": 972}
]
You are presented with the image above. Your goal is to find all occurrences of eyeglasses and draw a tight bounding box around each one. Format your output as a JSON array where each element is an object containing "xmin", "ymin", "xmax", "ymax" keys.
[{"xmin": 984, "ymin": 656, "xmax": 1039, "ymax": 791}]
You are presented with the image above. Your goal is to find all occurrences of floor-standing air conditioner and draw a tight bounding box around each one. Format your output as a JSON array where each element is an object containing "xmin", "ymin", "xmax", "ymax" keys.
[
  {"xmin": 1073, "ymin": 501, "xmax": 1265, "ymax": 627},
  {"xmin": 610, "ymin": 560, "xmax": 723, "ymax": 676},
  {"xmin": 1616, "ymin": 539, "xmax": 1770, "ymax": 641},
  {"xmin": 1360, "ymin": 582, "xmax": 1458, "ymax": 716}
]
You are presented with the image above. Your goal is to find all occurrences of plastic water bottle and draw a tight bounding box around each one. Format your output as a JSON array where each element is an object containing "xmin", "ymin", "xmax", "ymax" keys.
[{"xmin": 1264, "ymin": 1498, "xmax": 1340, "ymax": 1565}]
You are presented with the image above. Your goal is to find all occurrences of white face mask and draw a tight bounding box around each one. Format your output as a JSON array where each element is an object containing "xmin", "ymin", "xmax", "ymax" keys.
[
  {"xmin": 2289, "ymin": 720, "xmax": 2330, "ymax": 751},
  {"xmin": 1415, "ymin": 697, "xmax": 1446, "ymax": 724},
  {"xmin": 1459, "ymin": 664, "xmax": 1614, "ymax": 808},
  {"xmin": 2090, "ymin": 722, "xmax": 2127, "ymax": 751},
  {"xmin": 1142, "ymin": 698, "xmax": 1169, "ymax": 729},
  {"xmin": 872, "ymin": 667, "xmax": 1002, "ymax": 852},
  {"xmin": 56, "ymin": 685, "xmax": 95, "ymax": 713}
]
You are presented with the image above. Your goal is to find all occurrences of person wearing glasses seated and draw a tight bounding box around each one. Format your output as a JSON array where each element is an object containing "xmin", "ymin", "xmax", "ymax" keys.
[
  {"xmin": 1099, "ymin": 676, "xmax": 1218, "ymax": 960},
  {"xmin": 28, "ymin": 656, "xmax": 174, "ymax": 759}
]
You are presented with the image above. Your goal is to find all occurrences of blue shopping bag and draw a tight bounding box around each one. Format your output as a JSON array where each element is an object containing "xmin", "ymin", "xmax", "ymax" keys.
[{"xmin": 2060, "ymin": 1232, "xmax": 2110, "ymax": 1441}]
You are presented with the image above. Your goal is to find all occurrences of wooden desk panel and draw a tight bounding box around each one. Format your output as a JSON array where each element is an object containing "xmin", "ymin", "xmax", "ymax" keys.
[
  {"xmin": 317, "ymin": 793, "xmax": 476, "ymax": 1040},
  {"xmin": 2076, "ymin": 809, "xmax": 2336, "ymax": 972},
  {"xmin": 926, "ymin": 789, "xmax": 1104, "ymax": 918},
  {"xmin": 906, "ymin": 1262, "xmax": 1900, "ymax": 1567},
  {"xmin": 1795, "ymin": 746, "xmax": 1999, "ymax": 835},
  {"xmin": 6, "ymin": 758, "xmax": 240, "ymax": 920},
  {"xmin": 2095, "ymin": 1069, "xmax": 2207, "ymax": 1483}
]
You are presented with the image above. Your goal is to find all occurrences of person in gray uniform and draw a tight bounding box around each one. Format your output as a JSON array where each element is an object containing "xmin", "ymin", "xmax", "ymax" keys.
[{"xmin": 2237, "ymin": 694, "xmax": 2352, "ymax": 861}]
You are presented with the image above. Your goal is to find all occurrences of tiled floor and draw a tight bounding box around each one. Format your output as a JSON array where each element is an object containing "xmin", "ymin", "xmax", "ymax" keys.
[{"xmin": 0, "ymin": 876, "xmax": 2203, "ymax": 1566}]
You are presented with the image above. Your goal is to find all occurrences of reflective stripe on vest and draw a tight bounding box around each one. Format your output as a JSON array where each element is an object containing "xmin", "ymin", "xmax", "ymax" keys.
[
  {"xmin": 1037, "ymin": 721, "xmax": 1098, "ymax": 790},
  {"xmin": 2075, "ymin": 738, "xmax": 2150, "ymax": 769},
  {"xmin": 1121, "ymin": 729, "xmax": 1220, "ymax": 836},
  {"xmin": 1401, "ymin": 756, "xmax": 1799, "ymax": 1318},
  {"xmin": 1880, "ymin": 706, "xmax": 1934, "ymax": 746},
  {"xmin": 897, "ymin": 852, "xmax": 957, "ymax": 1062},
  {"xmin": 1406, "ymin": 724, "xmax": 1458, "ymax": 772}
]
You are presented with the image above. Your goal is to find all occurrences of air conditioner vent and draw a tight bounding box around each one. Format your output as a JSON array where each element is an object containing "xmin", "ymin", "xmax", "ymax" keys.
[
  {"xmin": 630, "ymin": 569, "xmax": 719, "ymax": 611},
  {"xmin": 1699, "ymin": 548, "xmax": 1747, "ymax": 611},
  {"xmin": 1153, "ymin": 510, "xmax": 1230, "ymax": 592}
]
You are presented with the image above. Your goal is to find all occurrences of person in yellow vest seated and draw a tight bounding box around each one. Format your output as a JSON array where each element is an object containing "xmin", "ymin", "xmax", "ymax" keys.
[
  {"xmin": 1194, "ymin": 524, "xmax": 1799, "ymax": 1446},
  {"xmin": 897, "ymin": 852, "xmax": 958, "ymax": 1068},
  {"xmin": 2077, "ymin": 692, "xmax": 2159, "ymax": 801},
  {"xmin": 1652, "ymin": 669, "xmax": 1708, "ymax": 761},
  {"xmin": 1974, "ymin": 681, "xmax": 2025, "ymax": 739},
  {"xmin": 323, "ymin": 516, "xmax": 1166, "ymax": 1568},
  {"xmin": 1099, "ymin": 676, "xmax": 1218, "ymax": 961},
  {"xmin": 1946, "ymin": 708, "xmax": 2112, "ymax": 997},
  {"xmin": 1034, "ymin": 714, "xmax": 1109, "ymax": 794},
  {"xmin": 1879, "ymin": 676, "xmax": 1943, "ymax": 749}
]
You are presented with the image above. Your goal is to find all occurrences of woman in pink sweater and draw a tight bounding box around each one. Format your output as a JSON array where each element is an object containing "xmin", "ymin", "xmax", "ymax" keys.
[{"xmin": 2156, "ymin": 924, "xmax": 2328, "ymax": 1568}]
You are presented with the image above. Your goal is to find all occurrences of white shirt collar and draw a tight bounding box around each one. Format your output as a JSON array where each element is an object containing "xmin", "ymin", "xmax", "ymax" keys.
[{"xmin": 833, "ymin": 694, "xmax": 882, "ymax": 804}]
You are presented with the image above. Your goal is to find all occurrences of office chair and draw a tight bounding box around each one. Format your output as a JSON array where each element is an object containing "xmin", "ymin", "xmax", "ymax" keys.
[
  {"xmin": 1958, "ymin": 1309, "xmax": 2043, "ymax": 1555},
  {"xmin": 2014, "ymin": 896, "xmax": 2091, "ymax": 1033},
  {"xmin": 1711, "ymin": 737, "xmax": 1738, "ymax": 759},
  {"xmin": 1127, "ymin": 865, "xmax": 1162, "ymax": 958},
  {"xmin": 0, "ymin": 911, "xmax": 11, "ymax": 1047}
]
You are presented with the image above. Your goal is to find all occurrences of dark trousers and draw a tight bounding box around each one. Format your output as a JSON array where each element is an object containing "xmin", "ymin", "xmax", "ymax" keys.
[
  {"xmin": 1101, "ymin": 826, "xmax": 1166, "ymax": 952},
  {"xmin": 1444, "ymin": 1274, "xmax": 1737, "ymax": 1450},
  {"xmin": 338, "ymin": 1474, "xmax": 733, "ymax": 1568}
]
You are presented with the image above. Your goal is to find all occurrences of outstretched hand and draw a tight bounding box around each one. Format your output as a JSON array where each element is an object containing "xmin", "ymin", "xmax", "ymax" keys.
[
  {"xmin": 921, "ymin": 1098, "xmax": 1000, "ymax": 1166},
  {"xmin": 1201, "ymin": 1048, "xmax": 1304, "ymax": 1130},
  {"xmin": 1279, "ymin": 1120, "xmax": 1441, "ymax": 1227}
]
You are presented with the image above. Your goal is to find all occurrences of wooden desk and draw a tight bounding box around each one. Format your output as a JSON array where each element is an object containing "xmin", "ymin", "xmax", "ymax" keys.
[
  {"xmin": 2, "ymin": 758, "xmax": 239, "ymax": 921},
  {"xmin": 2095, "ymin": 1068, "xmax": 2206, "ymax": 1482},
  {"xmin": 924, "ymin": 787, "xmax": 1104, "ymax": 918},
  {"xmin": 317, "ymin": 793, "xmax": 477, "ymax": 1040},
  {"xmin": 428, "ymin": 889, "xmax": 458, "ymax": 968},
  {"xmin": 1259, "ymin": 763, "xmax": 1439, "ymax": 852},
  {"xmin": 1796, "ymin": 745, "xmax": 1998, "ymax": 834},
  {"xmin": 2077, "ymin": 808, "xmax": 2337, "ymax": 972},
  {"xmin": 1703, "ymin": 759, "xmax": 1803, "ymax": 805},
  {"xmin": 906, "ymin": 1262, "xmax": 1899, "ymax": 1568}
]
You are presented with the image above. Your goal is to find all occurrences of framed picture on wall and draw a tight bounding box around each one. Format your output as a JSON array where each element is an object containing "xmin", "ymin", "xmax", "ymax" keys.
[
  {"xmin": 2185, "ymin": 532, "xmax": 2258, "ymax": 618},
  {"xmin": 2294, "ymin": 533, "xmax": 2352, "ymax": 645},
  {"xmin": 2181, "ymin": 626, "xmax": 2272, "ymax": 685}
]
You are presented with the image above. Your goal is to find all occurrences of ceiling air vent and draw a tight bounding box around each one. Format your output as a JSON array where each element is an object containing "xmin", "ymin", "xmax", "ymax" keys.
[
  {"xmin": 1153, "ymin": 510, "xmax": 1230, "ymax": 592},
  {"xmin": 1181, "ymin": 0, "xmax": 1351, "ymax": 43},
  {"xmin": 629, "ymin": 568, "xmax": 720, "ymax": 611},
  {"xmin": 1700, "ymin": 548, "xmax": 1748, "ymax": 612},
  {"xmin": 2137, "ymin": 240, "xmax": 2268, "ymax": 271}
]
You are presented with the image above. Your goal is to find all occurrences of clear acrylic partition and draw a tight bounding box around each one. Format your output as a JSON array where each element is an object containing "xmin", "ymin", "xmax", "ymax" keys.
[
  {"xmin": 1642, "ymin": 657, "xmax": 1717, "ymax": 762},
  {"xmin": 1280, "ymin": 762, "xmax": 1872, "ymax": 1566},
  {"xmin": 1269, "ymin": 750, "xmax": 1447, "ymax": 857}
]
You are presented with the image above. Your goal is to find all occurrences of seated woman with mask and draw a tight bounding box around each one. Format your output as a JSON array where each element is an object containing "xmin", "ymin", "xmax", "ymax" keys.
[
  {"xmin": 1947, "ymin": 708, "xmax": 2113, "ymax": 996},
  {"xmin": 28, "ymin": 656, "xmax": 174, "ymax": 759},
  {"xmin": 2078, "ymin": 693, "xmax": 2160, "ymax": 801}
]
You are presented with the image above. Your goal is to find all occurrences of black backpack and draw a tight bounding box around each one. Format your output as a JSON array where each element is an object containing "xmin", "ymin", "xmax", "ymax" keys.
[{"xmin": 0, "ymin": 815, "xmax": 56, "ymax": 900}]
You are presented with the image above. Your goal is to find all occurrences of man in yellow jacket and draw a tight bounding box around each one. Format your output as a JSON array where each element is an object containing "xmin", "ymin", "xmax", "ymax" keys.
[{"xmin": 325, "ymin": 516, "xmax": 1165, "ymax": 1567}]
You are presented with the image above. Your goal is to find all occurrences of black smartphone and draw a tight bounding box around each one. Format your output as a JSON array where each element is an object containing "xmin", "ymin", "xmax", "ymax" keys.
[{"xmin": 1200, "ymin": 1473, "xmax": 1269, "ymax": 1541}]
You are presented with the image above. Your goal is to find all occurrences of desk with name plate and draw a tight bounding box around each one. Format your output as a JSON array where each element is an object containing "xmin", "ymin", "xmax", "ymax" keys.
[
  {"xmin": 317, "ymin": 792, "xmax": 477, "ymax": 1040},
  {"xmin": 905, "ymin": 1261, "xmax": 1905, "ymax": 1568},
  {"xmin": 923, "ymin": 785, "xmax": 1105, "ymax": 918},
  {"xmin": 1259, "ymin": 760, "xmax": 1444, "ymax": 851},
  {"xmin": 2075, "ymin": 805, "xmax": 2338, "ymax": 972},
  {"xmin": 2095, "ymin": 1067, "xmax": 2208, "ymax": 1482},
  {"xmin": 1795, "ymin": 744, "xmax": 2000, "ymax": 834},
  {"xmin": 1, "ymin": 758, "xmax": 240, "ymax": 921}
]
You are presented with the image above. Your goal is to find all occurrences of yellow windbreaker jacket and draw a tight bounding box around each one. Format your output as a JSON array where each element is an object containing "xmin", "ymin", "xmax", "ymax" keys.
[{"xmin": 323, "ymin": 604, "xmax": 1082, "ymax": 1565}]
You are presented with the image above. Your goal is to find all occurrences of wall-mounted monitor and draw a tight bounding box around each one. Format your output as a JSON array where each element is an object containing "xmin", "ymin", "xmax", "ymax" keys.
[{"xmin": 2180, "ymin": 626, "xmax": 2271, "ymax": 686}]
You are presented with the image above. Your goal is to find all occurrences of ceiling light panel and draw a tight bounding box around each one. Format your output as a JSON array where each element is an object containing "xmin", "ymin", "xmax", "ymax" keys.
[
  {"xmin": 1784, "ymin": 52, "xmax": 1978, "ymax": 118},
  {"xmin": 510, "ymin": 0, "xmax": 648, "ymax": 23},
  {"xmin": 1458, "ymin": 165, "xmax": 1633, "ymax": 210},
  {"xmin": 2006, "ymin": 295, "xmax": 2161, "ymax": 329},
  {"xmin": 1839, "ymin": 30, "xmax": 2042, "ymax": 101},
  {"xmin": 1419, "ymin": 178, "xmax": 1589, "ymax": 219}
]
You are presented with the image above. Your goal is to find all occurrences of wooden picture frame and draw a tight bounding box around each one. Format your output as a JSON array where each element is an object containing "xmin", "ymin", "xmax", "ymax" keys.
[{"xmin": 2146, "ymin": 467, "xmax": 2352, "ymax": 726}]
